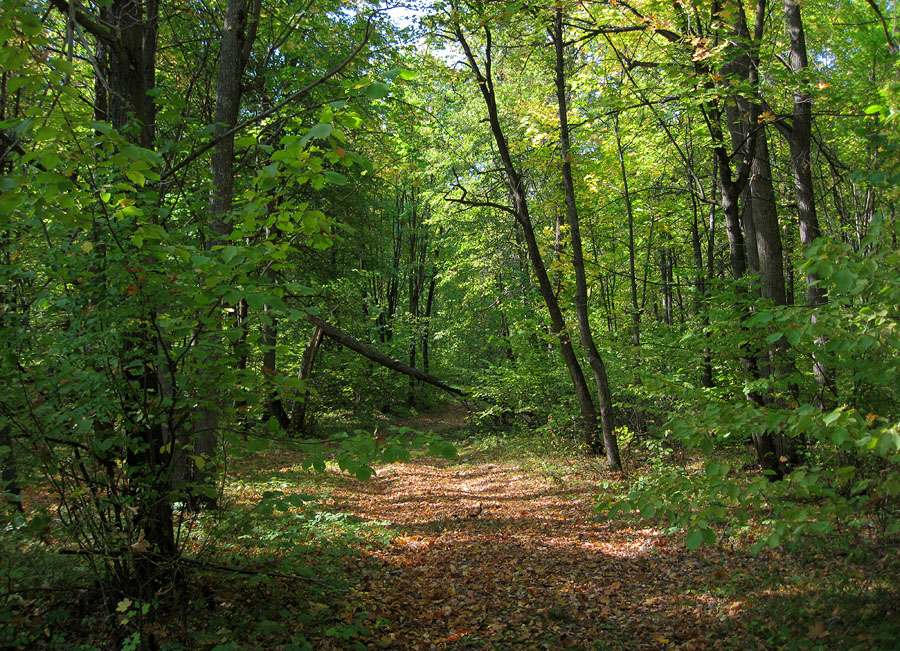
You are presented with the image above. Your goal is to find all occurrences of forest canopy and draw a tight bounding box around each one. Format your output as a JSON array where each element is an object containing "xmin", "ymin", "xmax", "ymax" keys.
[{"xmin": 1, "ymin": 0, "xmax": 898, "ymax": 647}]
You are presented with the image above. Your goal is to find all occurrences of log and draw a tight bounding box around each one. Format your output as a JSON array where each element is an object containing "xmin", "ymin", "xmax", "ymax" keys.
[{"xmin": 306, "ymin": 314, "xmax": 467, "ymax": 397}]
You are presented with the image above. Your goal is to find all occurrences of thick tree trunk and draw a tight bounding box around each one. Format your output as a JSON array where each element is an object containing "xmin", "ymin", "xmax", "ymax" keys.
[
  {"xmin": 93, "ymin": 0, "xmax": 176, "ymax": 592},
  {"xmin": 709, "ymin": 0, "xmax": 794, "ymax": 479}
]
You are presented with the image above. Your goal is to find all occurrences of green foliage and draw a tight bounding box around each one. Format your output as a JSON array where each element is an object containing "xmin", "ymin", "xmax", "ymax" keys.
[{"xmin": 600, "ymin": 207, "xmax": 900, "ymax": 550}]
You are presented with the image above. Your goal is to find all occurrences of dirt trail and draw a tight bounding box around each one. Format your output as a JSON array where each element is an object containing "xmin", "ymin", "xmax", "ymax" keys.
[{"xmin": 318, "ymin": 407, "xmax": 758, "ymax": 649}]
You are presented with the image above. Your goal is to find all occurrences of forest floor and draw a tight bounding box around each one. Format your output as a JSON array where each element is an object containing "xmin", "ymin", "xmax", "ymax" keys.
[
  {"xmin": 8, "ymin": 405, "xmax": 897, "ymax": 649},
  {"xmin": 213, "ymin": 403, "xmax": 898, "ymax": 650}
]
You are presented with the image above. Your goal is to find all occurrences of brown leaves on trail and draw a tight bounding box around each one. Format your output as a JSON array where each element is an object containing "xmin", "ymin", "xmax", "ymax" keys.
[{"xmin": 312, "ymin": 456, "xmax": 760, "ymax": 649}]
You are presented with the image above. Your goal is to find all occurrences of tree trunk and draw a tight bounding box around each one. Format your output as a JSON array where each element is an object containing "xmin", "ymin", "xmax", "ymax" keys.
[
  {"xmin": 552, "ymin": 10, "xmax": 621, "ymax": 468},
  {"xmin": 616, "ymin": 114, "xmax": 648, "ymax": 434},
  {"xmin": 785, "ymin": 0, "xmax": 833, "ymax": 406},
  {"xmin": 452, "ymin": 20, "xmax": 605, "ymax": 456},
  {"xmin": 290, "ymin": 325, "xmax": 324, "ymax": 435},
  {"xmin": 190, "ymin": 0, "xmax": 259, "ymax": 509},
  {"xmin": 80, "ymin": 0, "xmax": 177, "ymax": 592}
]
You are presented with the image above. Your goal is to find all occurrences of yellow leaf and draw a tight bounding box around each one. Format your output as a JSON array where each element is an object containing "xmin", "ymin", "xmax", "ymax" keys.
[
  {"xmin": 116, "ymin": 598, "xmax": 133, "ymax": 613},
  {"xmin": 81, "ymin": 241, "xmax": 94, "ymax": 253}
]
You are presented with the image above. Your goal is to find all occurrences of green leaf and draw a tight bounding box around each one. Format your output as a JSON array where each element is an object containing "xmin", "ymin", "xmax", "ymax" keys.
[
  {"xmin": 685, "ymin": 529, "xmax": 704, "ymax": 550},
  {"xmin": 365, "ymin": 82, "xmax": 390, "ymax": 99},
  {"xmin": 299, "ymin": 123, "xmax": 333, "ymax": 148},
  {"xmin": 822, "ymin": 408, "xmax": 842, "ymax": 426},
  {"xmin": 830, "ymin": 428, "xmax": 848, "ymax": 445},
  {"xmin": 832, "ymin": 268, "xmax": 854, "ymax": 292},
  {"xmin": 323, "ymin": 170, "xmax": 347, "ymax": 186}
]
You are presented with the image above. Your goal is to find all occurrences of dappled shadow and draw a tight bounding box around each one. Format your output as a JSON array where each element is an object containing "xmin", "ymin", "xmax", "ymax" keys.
[
  {"xmin": 225, "ymin": 402, "xmax": 899, "ymax": 649},
  {"xmin": 306, "ymin": 454, "xmax": 793, "ymax": 649}
]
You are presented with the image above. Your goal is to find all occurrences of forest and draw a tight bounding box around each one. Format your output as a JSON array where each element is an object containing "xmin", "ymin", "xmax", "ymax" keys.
[{"xmin": 0, "ymin": 0, "xmax": 899, "ymax": 647}]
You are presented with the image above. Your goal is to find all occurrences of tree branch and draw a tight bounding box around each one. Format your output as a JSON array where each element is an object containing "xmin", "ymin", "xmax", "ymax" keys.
[{"xmin": 160, "ymin": 16, "xmax": 376, "ymax": 182}]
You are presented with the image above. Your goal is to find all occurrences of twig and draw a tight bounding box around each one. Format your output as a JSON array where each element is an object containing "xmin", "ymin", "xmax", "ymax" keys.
[{"xmin": 178, "ymin": 557, "xmax": 339, "ymax": 590}]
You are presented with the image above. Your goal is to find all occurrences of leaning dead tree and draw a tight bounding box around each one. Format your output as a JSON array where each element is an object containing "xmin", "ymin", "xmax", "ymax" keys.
[{"xmin": 306, "ymin": 315, "xmax": 467, "ymax": 398}]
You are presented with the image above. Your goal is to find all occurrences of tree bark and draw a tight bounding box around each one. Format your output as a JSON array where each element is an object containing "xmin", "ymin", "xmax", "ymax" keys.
[
  {"xmin": 451, "ymin": 18, "xmax": 604, "ymax": 457},
  {"xmin": 785, "ymin": 0, "xmax": 832, "ymax": 406},
  {"xmin": 615, "ymin": 114, "xmax": 649, "ymax": 434},
  {"xmin": 552, "ymin": 10, "xmax": 621, "ymax": 468},
  {"xmin": 190, "ymin": 0, "xmax": 260, "ymax": 508},
  {"xmin": 290, "ymin": 325, "xmax": 324, "ymax": 435}
]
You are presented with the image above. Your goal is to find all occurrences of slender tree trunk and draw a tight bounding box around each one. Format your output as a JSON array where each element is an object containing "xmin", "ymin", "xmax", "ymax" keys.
[
  {"xmin": 290, "ymin": 325, "xmax": 324, "ymax": 435},
  {"xmin": 452, "ymin": 20, "xmax": 605, "ymax": 457},
  {"xmin": 616, "ymin": 115, "xmax": 648, "ymax": 434},
  {"xmin": 690, "ymin": 189, "xmax": 714, "ymax": 388},
  {"xmin": 552, "ymin": 11, "xmax": 620, "ymax": 468},
  {"xmin": 190, "ymin": 0, "xmax": 259, "ymax": 508}
]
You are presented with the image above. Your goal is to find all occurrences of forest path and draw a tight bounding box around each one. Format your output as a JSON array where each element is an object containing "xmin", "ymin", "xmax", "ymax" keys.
[{"xmin": 316, "ymin": 405, "xmax": 763, "ymax": 649}]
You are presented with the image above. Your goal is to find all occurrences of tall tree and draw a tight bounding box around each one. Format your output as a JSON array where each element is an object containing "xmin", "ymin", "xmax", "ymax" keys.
[
  {"xmin": 551, "ymin": 8, "xmax": 620, "ymax": 467},
  {"xmin": 443, "ymin": 3, "xmax": 608, "ymax": 457}
]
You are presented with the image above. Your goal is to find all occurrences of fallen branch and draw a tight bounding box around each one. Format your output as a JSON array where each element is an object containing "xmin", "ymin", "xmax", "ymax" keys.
[{"xmin": 179, "ymin": 557, "xmax": 338, "ymax": 589}]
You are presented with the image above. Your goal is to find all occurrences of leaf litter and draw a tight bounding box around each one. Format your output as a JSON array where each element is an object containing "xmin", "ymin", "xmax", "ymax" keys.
[{"xmin": 214, "ymin": 406, "xmax": 899, "ymax": 649}]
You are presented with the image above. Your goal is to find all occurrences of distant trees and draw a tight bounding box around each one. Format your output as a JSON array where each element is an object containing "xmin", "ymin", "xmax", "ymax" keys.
[{"xmin": 418, "ymin": 0, "xmax": 898, "ymax": 529}]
